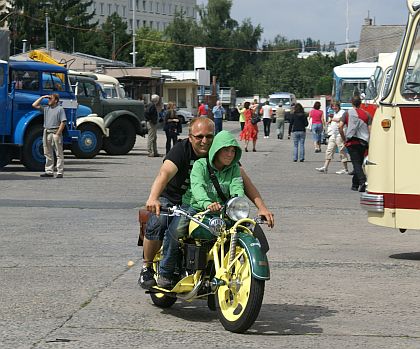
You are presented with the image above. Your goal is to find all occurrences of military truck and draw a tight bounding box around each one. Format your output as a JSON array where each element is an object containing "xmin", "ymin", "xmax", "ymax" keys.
[{"xmin": 69, "ymin": 74, "xmax": 147, "ymax": 155}]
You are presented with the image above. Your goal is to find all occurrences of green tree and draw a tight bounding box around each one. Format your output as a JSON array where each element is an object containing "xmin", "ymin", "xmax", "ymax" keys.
[
  {"xmin": 7, "ymin": 0, "xmax": 96, "ymax": 53},
  {"xmin": 135, "ymin": 27, "xmax": 171, "ymax": 67},
  {"xmin": 89, "ymin": 13, "xmax": 131, "ymax": 62}
]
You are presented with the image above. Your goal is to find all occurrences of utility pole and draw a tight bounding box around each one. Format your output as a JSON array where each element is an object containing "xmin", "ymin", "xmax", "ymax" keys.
[
  {"xmin": 45, "ymin": 11, "xmax": 49, "ymax": 51},
  {"xmin": 112, "ymin": 24, "xmax": 116, "ymax": 60},
  {"xmin": 132, "ymin": 0, "xmax": 136, "ymax": 67}
]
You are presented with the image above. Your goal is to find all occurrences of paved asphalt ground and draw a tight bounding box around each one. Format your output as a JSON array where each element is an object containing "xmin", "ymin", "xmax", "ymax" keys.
[{"xmin": 1, "ymin": 121, "xmax": 420, "ymax": 348}]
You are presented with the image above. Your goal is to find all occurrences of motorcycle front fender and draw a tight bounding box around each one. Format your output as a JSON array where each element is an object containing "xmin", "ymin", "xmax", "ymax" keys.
[{"xmin": 238, "ymin": 231, "xmax": 270, "ymax": 280}]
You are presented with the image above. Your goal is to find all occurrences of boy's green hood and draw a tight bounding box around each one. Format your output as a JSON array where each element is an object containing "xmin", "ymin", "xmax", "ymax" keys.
[{"xmin": 208, "ymin": 130, "xmax": 242, "ymax": 169}]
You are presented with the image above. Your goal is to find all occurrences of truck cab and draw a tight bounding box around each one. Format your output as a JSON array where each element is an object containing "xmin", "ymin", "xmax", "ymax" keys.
[
  {"xmin": 360, "ymin": 0, "xmax": 420, "ymax": 231},
  {"xmin": 69, "ymin": 74, "xmax": 147, "ymax": 155}
]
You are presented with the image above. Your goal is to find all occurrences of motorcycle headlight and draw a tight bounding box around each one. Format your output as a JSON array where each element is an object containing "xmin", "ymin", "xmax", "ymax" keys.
[{"xmin": 225, "ymin": 197, "xmax": 250, "ymax": 221}]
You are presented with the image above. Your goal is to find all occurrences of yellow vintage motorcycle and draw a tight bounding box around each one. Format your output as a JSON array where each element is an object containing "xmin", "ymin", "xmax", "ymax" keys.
[{"xmin": 147, "ymin": 197, "xmax": 270, "ymax": 333}]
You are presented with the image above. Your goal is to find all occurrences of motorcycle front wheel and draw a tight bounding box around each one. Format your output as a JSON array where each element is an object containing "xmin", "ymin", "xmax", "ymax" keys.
[{"xmin": 216, "ymin": 245, "xmax": 265, "ymax": 333}]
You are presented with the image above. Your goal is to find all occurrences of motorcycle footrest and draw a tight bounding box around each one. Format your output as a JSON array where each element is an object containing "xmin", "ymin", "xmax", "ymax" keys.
[{"xmin": 146, "ymin": 287, "xmax": 177, "ymax": 296}]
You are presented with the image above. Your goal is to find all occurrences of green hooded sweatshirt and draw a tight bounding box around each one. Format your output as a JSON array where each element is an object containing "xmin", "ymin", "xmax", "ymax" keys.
[{"xmin": 188, "ymin": 130, "xmax": 244, "ymax": 211}]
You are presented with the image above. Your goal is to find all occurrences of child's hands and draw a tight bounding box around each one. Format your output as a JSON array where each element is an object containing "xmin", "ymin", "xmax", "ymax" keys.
[{"xmin": 207, "ymin": 202, "xmax": 222, "ymax": 212}]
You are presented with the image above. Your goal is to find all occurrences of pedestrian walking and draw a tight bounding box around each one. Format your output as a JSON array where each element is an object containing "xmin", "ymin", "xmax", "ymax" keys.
[
  {"xmin": 163, "ymin": 102, "xmax": 180, "ymax": 154},
  {"xmin": 32, "ymin": 93, "xmax": 66, "ymax": 178},
  {"xmin": 276, "ymin": 103, "xmax": 285, "ymax": 139},
  {"xmin": 308, "ymin": 101, "xmax": 325, "ymax": 153},
  {"xmin": 338, "ymin": 96, "xmax": 372, "ymax": 192},
  {"xmin": 238, "ymin": 103, "xmax": 246, "ymax": 130},
  {"xmin": 260, "ymin": 101, "xmax": 273, "ymax": 138},
  {"xmin": 289, "ymin": 103, "xmax": 308, "ymax": 162},
  {"xmin": 212, "ymin": 100, "xmax": 225, "ymax": 134},
  {"xmin": 146, "ymin": 94, "xmax": 161, "ymax": 157},
  {"xmin": 239, "ymin": 101, "xmax": 258, "ymax": 152},
  {"xmin": 316, "ymin": 101, "xmax": 350, "ymax": 174}
]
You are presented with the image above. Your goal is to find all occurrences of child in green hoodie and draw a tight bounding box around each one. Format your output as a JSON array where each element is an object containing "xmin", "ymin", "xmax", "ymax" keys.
[
  {"xmin": 157, "ymin": 130, "xmax": 244, "ymax": 288},
  {"xmin": 189, "ymin": 130, "xmax": 244, "ymax": 211}
]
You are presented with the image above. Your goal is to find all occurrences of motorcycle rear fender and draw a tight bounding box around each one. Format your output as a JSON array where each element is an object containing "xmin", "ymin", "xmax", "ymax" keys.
[{"xmin": 238, "ymin": 231, "xmax": 270, "ymax": 280}]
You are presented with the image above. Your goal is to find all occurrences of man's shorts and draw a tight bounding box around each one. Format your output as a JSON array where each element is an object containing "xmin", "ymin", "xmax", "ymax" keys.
[{"xmin": 145, "ymin": 196, "xmax": 175, "ymax": 241}]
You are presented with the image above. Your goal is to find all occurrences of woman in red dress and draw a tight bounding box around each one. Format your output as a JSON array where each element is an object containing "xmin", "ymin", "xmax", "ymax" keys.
[{"xmin": 239, "ymin": 101, "xmax": 258, "ymax": 152}]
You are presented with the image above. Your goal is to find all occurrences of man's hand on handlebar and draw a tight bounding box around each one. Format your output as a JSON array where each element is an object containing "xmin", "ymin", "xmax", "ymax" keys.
[
  {"xmin": 146, "ymin": 198, "xmax": 161, "ymax": 216},
  {"xmin": 207, "ymin": 202, "xmax": 222, "ymax": 212},
  {"xmin": 257, "ymin": 207, "xmax": 274, "ymax": 228}
]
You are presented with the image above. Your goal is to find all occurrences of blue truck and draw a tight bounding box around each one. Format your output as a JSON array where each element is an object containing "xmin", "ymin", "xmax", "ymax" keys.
[{"xmin": 0, "ymin": 60, "xmax": 108, "ymax": 171}]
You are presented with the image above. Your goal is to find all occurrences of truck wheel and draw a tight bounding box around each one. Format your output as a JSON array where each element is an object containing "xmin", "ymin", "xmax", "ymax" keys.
[
  {"xmin": 21, "ymin": 124, "xmax": 45, "ymax": 171},
  {"xmin": 71, "ymin": 124, "xmax": 103, "ymax": 159},
  {"xmin": 102, "ymin": 118, "xmax": 136, "ymax": 155}
]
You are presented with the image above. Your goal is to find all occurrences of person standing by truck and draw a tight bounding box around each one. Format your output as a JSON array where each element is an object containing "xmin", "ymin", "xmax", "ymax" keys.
[
  {"xmin": 212, "ymin": 100, "xmax": 225, "ymax": 134},
  {"xmin": 32, "ymin": 94, "xmax": 66, "ymax": 178},
  {"xmin": 146, "ymin": 94, "xmax": 162, "ymax": 157}
]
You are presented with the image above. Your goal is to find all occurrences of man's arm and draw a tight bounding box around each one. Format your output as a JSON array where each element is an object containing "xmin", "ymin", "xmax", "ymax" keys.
[
  {"xmin": 240, "ymin": 167, "xmax": 274, "ymax": 228},
  {"xmin": 32, "ymin": 95, "xmax": 49, "ymax": 109},
  {"xmin": 338, "ymin": 120, "xmax": 346, "ymax": 142},
  {"xmin": 146, "ymin": 160, "xmax": 178, "ymax": 215}
]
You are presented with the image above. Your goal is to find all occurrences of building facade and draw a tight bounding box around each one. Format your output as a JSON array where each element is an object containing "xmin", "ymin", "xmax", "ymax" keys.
[{"xmin": 86, "ymin": 0, "xmax": 197, "ymax": 33}]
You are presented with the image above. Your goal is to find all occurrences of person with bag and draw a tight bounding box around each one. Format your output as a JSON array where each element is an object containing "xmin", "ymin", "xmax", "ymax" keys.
[
  {"xmin": 288, "ymin": 103, "xmax": 308, "ymax": 162},
  {"xmin": 239, "ymin": 101, "xmax": 258, "ymax": 152},
  {"xmin": 338, "ymin": 96, "xmax": 372, "ymax": 192},
  {"xmin": 163, "ymin": 102, "xmax": 180, "ymax": 154},
  {"xmin": 308, "ymin": 101, "xmax": 326, "ymax": 153}
]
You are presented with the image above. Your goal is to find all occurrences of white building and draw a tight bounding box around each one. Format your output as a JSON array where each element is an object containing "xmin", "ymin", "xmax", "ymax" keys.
[{"xmin": 86, "ymin": 0, "xmax": 197, "ymax": 33}]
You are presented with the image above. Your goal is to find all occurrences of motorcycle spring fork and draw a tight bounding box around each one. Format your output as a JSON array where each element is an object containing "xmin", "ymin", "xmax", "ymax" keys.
[{"xmin": 228, "ymin": 230, "xmax": 238, "ymax": 266}]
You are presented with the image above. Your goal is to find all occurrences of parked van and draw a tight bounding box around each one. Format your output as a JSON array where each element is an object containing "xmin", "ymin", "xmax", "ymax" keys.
[
  {"xmin": 360, "ymin": 0, "xmax": 420, "ymax": 231},
  {"xmin": 69, "ymin": 71, "xmax": 126, "ymax": 99},
  {"xmin": 268, "ymin": 92, "xmax": 296, "ymax": 118}
]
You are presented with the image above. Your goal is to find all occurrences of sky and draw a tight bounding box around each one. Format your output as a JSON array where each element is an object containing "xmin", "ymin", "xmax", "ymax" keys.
[{"xmin": 196, "ymin": 0, "xmax": 408, "ymax": 48}]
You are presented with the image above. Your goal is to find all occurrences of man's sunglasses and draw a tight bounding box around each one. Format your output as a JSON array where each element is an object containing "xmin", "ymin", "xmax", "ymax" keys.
[{"xmin": 190, "ymin": 134, "xmax": 214, "ymax": 140}]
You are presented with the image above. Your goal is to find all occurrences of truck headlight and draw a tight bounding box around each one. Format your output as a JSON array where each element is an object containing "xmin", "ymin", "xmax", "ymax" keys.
[{"xmin": 225, "ymin": 197, "xmax": 250, "ymax": 221}]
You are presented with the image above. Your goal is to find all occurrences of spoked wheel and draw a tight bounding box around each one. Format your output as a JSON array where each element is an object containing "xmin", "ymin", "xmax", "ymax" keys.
[{"xmin": 216, "ymin": 245, "xmax": 265, "ymax": 333}]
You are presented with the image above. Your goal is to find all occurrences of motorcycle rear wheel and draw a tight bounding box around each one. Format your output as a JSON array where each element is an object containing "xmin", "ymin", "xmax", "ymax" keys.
[
  {"xmin": 150, "ymin": 292, "xmax": 177, "ymax": 308},
  {"xmin": 216, "ymin": 245, "xmax": 265, "ymax": 333}
]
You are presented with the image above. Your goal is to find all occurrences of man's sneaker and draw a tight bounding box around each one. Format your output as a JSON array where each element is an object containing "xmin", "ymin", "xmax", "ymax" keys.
[
  {"xmin": 316, "ymin": 167, "xmax": 327, "ymax": 173},
  {"xmin": 40, "ymin": 173, "xmax": 54, "ymax": 178},
  {"xmin": 157, "ymin": 275, "xmax": 176, "ymax": 289},
  {"xmin": 336, "ymin": 169, "xmax": 349, "ymax": 175},
  {"xmin": 138, "ymin": 266, "xmax": 156, "ymax": 289}
]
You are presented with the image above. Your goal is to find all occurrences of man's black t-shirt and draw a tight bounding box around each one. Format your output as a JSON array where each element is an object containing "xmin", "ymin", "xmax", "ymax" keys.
[{"xmin": 161, "ymin": 138, "xmax": 199, "ymax": 204}]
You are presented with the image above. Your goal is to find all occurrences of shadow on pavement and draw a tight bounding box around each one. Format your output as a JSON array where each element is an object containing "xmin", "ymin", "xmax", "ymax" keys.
[
  {"xmin": 159, "ymin": 302, "xmax": 336, "ymax": 335},
  {"xmin": 389, "ymin": 252, "xmax": 420, "ymax": 261}
]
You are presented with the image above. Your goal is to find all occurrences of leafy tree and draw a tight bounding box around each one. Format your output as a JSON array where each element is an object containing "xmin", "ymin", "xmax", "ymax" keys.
[
  {"xmin": 7, "ymin": 0, "xmax": 96, "ymax": 53},
  {"xmin": 135, "ymin": 27, "xmax": 171, "ymax": 67},
  {"xmin": 89, "ymin": 13, "xmax": 131, "ymax": 62}
]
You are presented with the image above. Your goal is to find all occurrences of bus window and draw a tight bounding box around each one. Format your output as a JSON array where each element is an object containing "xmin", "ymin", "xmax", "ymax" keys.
[{"xmin": 401, "ymin": 22, "xmax": 420, "ymax": 100}]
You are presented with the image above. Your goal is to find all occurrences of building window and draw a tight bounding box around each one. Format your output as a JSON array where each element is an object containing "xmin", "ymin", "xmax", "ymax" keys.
[
  {"xmin": 162, "ymin": 2, "xmax": 166, "ymax": 14},
  {"xmin": 143, "ymin": 1, "xmax": 146, "ymax": 11},
  {"xmin": 129, "ymin": 19, "xmax": 133, "ymax": 30},
  {"xmin": 168, "ymin": 88, "xmax": 187, "ymax": 108},
  {"xmin": 100, "ymin": 2, "xmax": 104, "ymax": 15},
  {"xmin": 156, "ymin": 22, "xmax": 160, "ymax": 31},
  {"xmin": 122, "ymin": 5, "xmax": 126, "ymax": 16},
  {"xmin": 108, "ymin": 3, "xmax": 112, "ymax": 15},
  {"xmin": 156, "ymin": 2, "xmax": 159, "ymax": 13},
  {"xmin": 136, "ymin": 0, "xmax": 139, "ymax": 11},
  {"xmin": 174, "ymin": 5, "xmax": 178, "ymax": 14},
  {"xmin": 115, "ymin": 4, "xmax": 119, "ymax": 14},
  {"xmin": 149, "ymin": 21, "xmax": 153, "ymax": 28},
  {"xmin": 149, "ymin": 1, "xmax": 153, "ymax": 12},
  {"xmin": 168, "ymin": 4, "xmax": 172, "ymax": 14},
  {"xmin": 137, "ymin": 19, "xmax": 140, "ymax": 28},
  {"xmin": 143, "ymin": 20, "xmax": 147, "ymax": 27}
]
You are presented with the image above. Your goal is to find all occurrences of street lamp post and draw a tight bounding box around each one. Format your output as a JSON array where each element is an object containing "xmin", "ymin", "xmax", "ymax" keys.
[
  {"xmin": 132, "ymin": 0, "xmax": 136, "ymax": 67},
  {"xmin": 45, "ymin": 11, "xmax": 49, "ymax": 51}
]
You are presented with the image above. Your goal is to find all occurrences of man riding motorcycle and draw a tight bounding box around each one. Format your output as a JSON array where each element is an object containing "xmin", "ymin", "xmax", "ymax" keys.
[{"xmin": 139, "ymin": 117, "xmax": 274, "ymax": 289}]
